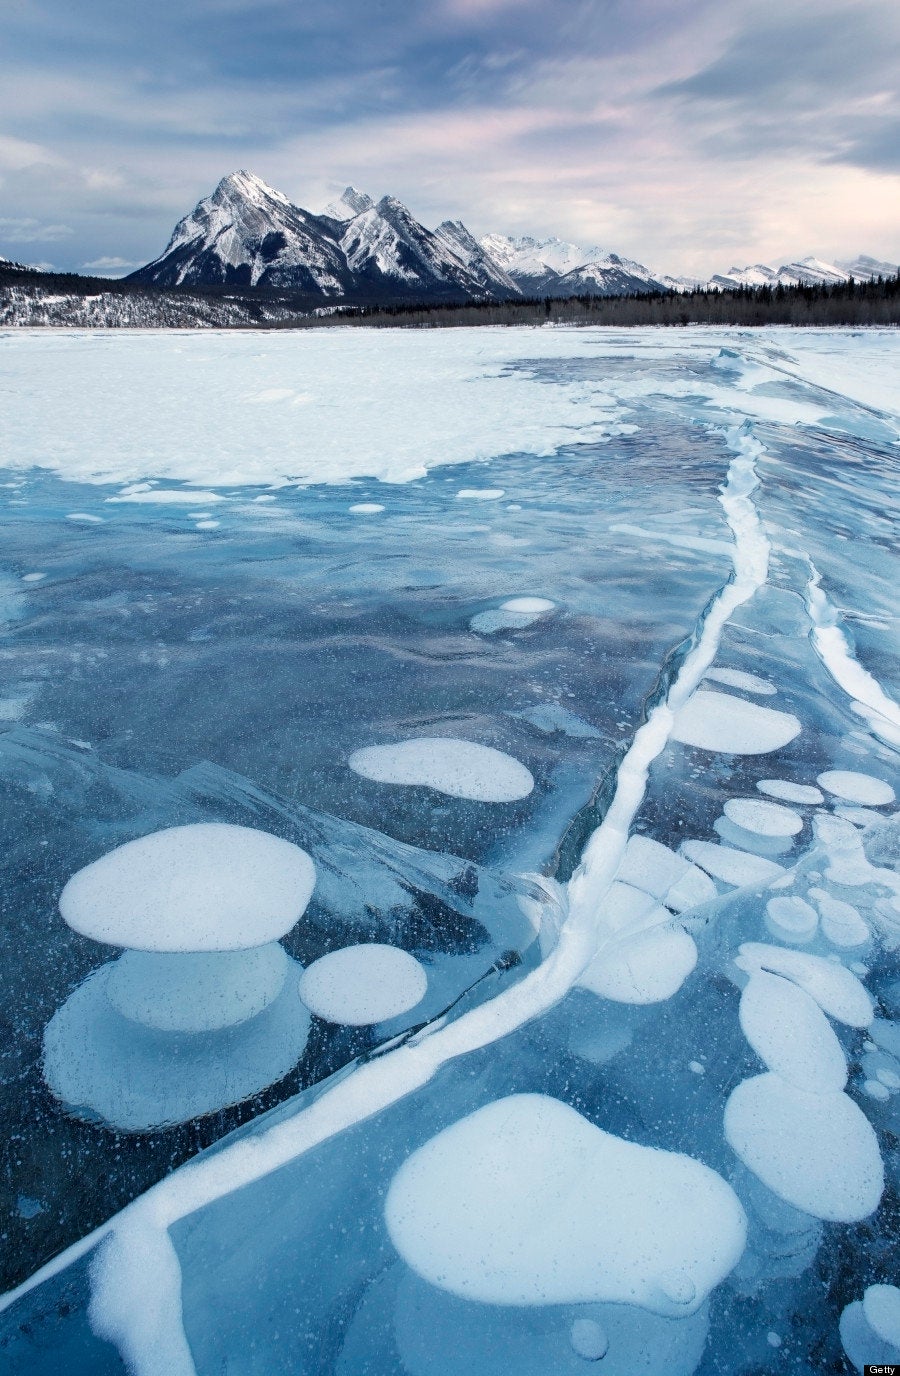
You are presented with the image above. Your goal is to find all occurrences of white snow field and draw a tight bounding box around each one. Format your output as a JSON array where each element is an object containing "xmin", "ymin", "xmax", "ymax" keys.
[{"xmin": 0, "ymin": 326, "xmax": 898, "ymax": 1376}]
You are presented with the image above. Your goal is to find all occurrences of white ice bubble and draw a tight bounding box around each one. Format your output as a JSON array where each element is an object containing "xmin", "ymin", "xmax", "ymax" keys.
[
  {"xmin": 680, "ymin": 841, "xmax": 786, "ymax": 888},
  {"xmin": 105, "ymin": 944, "xmax": 290, "ymax": 1033},
  {"xmin": 808, "ymin": 889, "xmax": 870, "ymax": 948},
  {"xmin": 501, "ymin": 596, "xmax": 555, "ymax": 614},
  {"xmin": 106, "ymin": 489, "xmax": 225, "ymax": 505},
  {"xmin": 21, "ymin": 572, "xmax": 46, "ymax": 582},
  {"xmin": 456, "ymin": 488, "xmax": 505, "ymax": 500},
  {"xmin": 349, "ymin": 503, "xmax": 385, "ymax": 514},
  {"xmin": 704, "ymin": 667, "xmax": 777, "ymax": 696},
  {"xmin": 195, "ymin": 520, "xmax": 220, "ymax": 530},
  {"xmin": 470, "ymin": 597, "xmax": 554, "ymax": 634},
  {"xmin": 724, "ymin": 798, "xmax": 803, "ymax": 837},
  {"xmin": 817, "ymin": 769, "xmax": 895, "ymax": 806},
  {"xmin": 42, "ymin": 963, "xmax": 310, "ymax": 1131},
  {"xmin": 569, "ymin": 1318, "xmax": 609, "ymax": 1361},
  {"xmin": 864, "ymin": 1285, "xmax": 900, "ymax": 1348},
  {"xmin": 863, "ymin": 1079, "xmax": 890, "ymax": 1101},
  {"xmin": 65, "ymin": 512, "xmax": 104, "ymax": 523},
  {"xmin": 757, "ymin": 779, "xmax": 824, "ymax": 805},
  {"xmin": 734, "ymin": 943, "xmax": 873, "ymax": 1027},
  {"xmin": 579, "ymin": 926, "xmax": 698, "ymax": 1005},
  {"xmin": 724, "ymin": 1073, "xmax": 883, "ymax": 1221},
  {"xmin": 348, "ymin": 737, "xmax": 534, "ymax": 802},
  {"xmin": 384, "ymin": 1094, "xmax": 746, "ymax": 1314},
  {"xmin": 298, "ymin": 944, "xmax": 427, "ymax": 1025},
  {"xmin": 671, "ymin": 690, "xmax": 801, "ymax": 755},
  {"xmin": 739, "ymin": 971, "xmax": 847, "ymax": 1093},
  {"xmin": 59, "ymin": 822, "xmax": 317, "ymax": 952},
  {"xmin": 764, "ymin": 895, "xmax": 819, "ymax": 944}
]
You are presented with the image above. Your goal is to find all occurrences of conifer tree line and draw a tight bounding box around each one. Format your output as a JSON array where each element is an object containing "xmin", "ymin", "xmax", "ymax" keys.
[{"xmin": 2, "ymin": 259, "xmax": 898, "ymax": 329}]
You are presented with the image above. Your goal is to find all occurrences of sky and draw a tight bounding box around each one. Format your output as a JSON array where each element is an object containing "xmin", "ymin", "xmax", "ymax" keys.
[{"xmin": 1, "ymin": 0, "xmax": 898, "ymax": 277}]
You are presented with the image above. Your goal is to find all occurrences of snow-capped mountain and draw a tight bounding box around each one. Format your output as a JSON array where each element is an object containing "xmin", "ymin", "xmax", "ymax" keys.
[
  {"xmin": 129, "ymin": 174, "xmax": 510, "ymax": 303},
  {"xmin": 479, "ymin": 234, "xmax": 668, "ymax": 296},
  {"xmin": 708, "ymin": 254, "xmax": 897, "ymax": 291},
  {"xmin": 338, "ymin": 195, "xmax": 492, "ymax": 299},
  {"xmin": 320, "ymin": 186, "xmax": 375, "ymax": 223},
  {"xmin": 129, "ymin": 171, "xmax": 351, "ymax": 294},
  {"xmin": 433, "ymin": 221, "xmax": 521, "ymax": 297}
]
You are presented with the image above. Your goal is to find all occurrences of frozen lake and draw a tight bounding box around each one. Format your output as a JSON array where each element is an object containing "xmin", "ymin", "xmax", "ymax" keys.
[{"xmin": 0, "ymin": 325, "xmax": 898, "ymax": 1375}]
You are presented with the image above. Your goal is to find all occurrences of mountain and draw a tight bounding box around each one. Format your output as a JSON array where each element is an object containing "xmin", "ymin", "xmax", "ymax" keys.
[
  {"xmin": 432, "ymin": 221, "xmax": 521, "ymax": 297},
  {"xmin": 708, "ymin": 254, "xmax": 897, "ymax": 291},
  {"xmin": 837, "ymin": 254, "xmax": 899, "ymax": 280},
  {"xmin": 478, "ymin": 233, "xmax": 668, "ymax": 297},
  {"xmin": 128, "ymin": 171, "xmax": 352, "ymax": 295},
  {"xmin": 337, "ymin": 195, "xmax": 495, "ymax": 300},
  {"xmin": 128, "ymin": 174, "xmax": 508, "ymax": 304}
]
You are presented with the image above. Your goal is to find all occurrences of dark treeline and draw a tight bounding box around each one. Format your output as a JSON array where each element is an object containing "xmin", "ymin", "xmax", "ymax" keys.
[
  {"xmin": 305, "ymin": 274, "xmax": 900, "ymax": 329},
  {"xmin": 2, "ymin": 260, "xmax": 898, "ymax": 328}
]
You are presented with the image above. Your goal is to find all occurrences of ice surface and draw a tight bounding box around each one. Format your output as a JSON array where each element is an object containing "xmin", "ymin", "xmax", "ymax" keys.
[
  {"xmin": 723, "ymin": 798, "xmax": 803, "ymax": 836},
  {"xmin": 348, "ymin": 737, "xmax": 534, "ymax": 802},
  {"xmin": 1, "ymin": 327, "xmax": 899, "ymax": 1374},
  {"xmin": 59, "ymin": 822, "xmax": 317, "ymax": 951},
  {"xmin": 298, "ymin": 944, "xmax": 428, "ymax": 1025},
  {"xmin": 671, "ymin": 690, "xmax": 801, "ymax": 754},
  {"xmin": 817, "ymin": 768, "xmax": 895, "ymax": 805},
  {"xmin": 384, "ymin": 1094, "xmax": 747, "ymax": 1312},
  {"xmin": 739, "ymin": 971, "xmax": 847, "ymax": 1092},
  {"xmin": 724, "ymin": 1073, "xmax": 883, "ymax": 1221},
  {"xmin": 756, "ymin": 778, "xmax": 824, "ymax": 804}
]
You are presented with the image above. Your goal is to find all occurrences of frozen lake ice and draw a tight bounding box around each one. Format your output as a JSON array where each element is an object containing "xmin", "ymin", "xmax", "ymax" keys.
[{"xmin": 0, "ymin": 324, "xmax": 898, "ymax": 1375}]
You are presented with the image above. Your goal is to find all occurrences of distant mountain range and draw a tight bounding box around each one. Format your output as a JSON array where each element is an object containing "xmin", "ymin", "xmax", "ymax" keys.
[
  {"xmin": 3, "ymin": 172, "xmax": 897, "ymax": 311},
  {"xmin": 119, "ymin": 171, "xmax": 897, "ymax": 306}
]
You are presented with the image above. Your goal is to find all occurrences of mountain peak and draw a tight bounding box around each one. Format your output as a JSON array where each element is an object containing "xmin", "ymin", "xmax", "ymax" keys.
[
  {"xmin": 321, "ymin": 186, "xmax": 375, "ymax": 221},
  {"xmin": 214, "ymin": 170, "xmax": 291, "ymax": 208}
]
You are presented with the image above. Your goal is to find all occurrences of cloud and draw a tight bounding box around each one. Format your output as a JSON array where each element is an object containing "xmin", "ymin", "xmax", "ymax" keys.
[
  {"xmin": 0, "ymin": 216, "xmax": 73, "ymax": 242},
  {"xmin": 81, "ymin": 255, "xmax": 140, "ymax": 274}
]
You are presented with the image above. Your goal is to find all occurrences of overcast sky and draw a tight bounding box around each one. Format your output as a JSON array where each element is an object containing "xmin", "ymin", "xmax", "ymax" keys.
[{"xmin": 2, "ymin": 0, "xmax": 898, "ymax": 275}]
